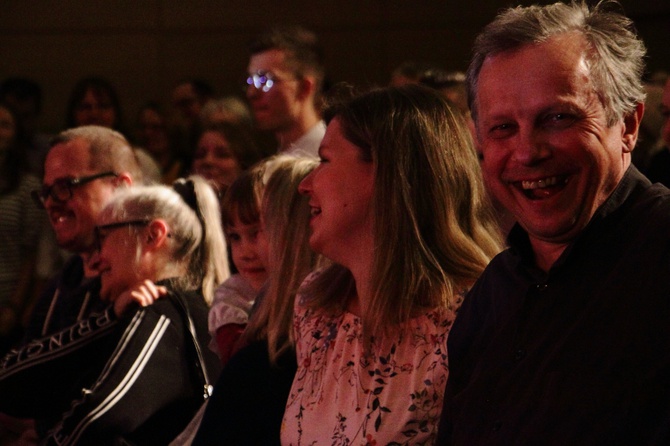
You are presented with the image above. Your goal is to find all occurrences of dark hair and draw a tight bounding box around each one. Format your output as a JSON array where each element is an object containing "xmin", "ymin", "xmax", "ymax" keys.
[
  {"xmin": 391, "ymin": 60, "xmax": 438, "ymax": 83},
  {"xmin": 0, "ymin": 77, "xmax": 43, "ymax": 114},
  {"xmin": 66, "ymin": 76, "xmax": 125, "ymax": 132},
  {"xmin": 221, "ymin": 168, "xmax": 261, "ymax": 229},
  {"xmin": 175, "ymin": 79, "xmax": 215, "ymax": 102},
  {"xmin": 249, "ymin": 25, "xmax": 325, "ymax": 89},
  {"xmin": 0, "ymin": 103, "xmax": 30, "ymax": 193}
]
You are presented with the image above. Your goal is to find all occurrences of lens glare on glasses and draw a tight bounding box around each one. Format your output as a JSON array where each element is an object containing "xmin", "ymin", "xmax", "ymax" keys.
[{"xmin": 246, "ymin": 71, "xmax": 275, "ymax": 92}]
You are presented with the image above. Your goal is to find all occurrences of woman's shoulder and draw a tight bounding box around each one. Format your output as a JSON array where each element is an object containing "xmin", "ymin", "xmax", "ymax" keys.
[{"xmin": 143, "ymin": 284, "xmax": 209, "ymax": 323}]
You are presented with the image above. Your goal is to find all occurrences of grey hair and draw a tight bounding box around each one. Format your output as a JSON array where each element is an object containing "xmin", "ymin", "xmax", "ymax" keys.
[
  {"xmin": 466, "ymin": 0, "xmax": 646, "ymax": 126},
  {"xmin": 100, "ymin": 175, "xmax": 229, "ymax": 305}
]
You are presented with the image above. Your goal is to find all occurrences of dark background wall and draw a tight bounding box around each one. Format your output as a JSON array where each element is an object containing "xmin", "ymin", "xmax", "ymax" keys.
[{"xmin": 1, "ymin": 0, "xmax": 668, "ymax": 134}]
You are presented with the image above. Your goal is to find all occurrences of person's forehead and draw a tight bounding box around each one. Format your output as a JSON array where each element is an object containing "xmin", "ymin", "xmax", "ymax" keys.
[
  {"xmin": 82, "ymin": 88, "xmax": 110, "ymax": 103},
  {"xmin": 44, "ymin": 138, "xmax": 95, "ymax": 181},
  {"xmin": 173, "ymin": 83, "xmax": 197, "ymax": 100},
  {"xmin": 477, "ymin": 35, "xmax": 590, "ymax": 107},
  {"xmin": 248, "ymin": 48, "xmax": 291, "ymax": 74},
  {"xmin": 140, "ymin": 108, "xmax": 162, "ymax": 123},
  {"xmin": 199, "ymin": 130, "xmax": 229, "ymax": 146}
]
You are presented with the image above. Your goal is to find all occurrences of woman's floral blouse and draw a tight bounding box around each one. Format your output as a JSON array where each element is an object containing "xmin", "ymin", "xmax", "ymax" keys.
[{"xmin": 281, "ymin": 274, "xmax": 464, "ymax": 446}]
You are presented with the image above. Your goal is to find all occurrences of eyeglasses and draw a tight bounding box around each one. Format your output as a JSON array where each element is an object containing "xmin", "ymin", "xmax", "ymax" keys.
[
  {"xmin": 245, "ymin": 71, "xmax": 277, "ymax": 92},
  {"xmin": 94, "ymin": 220, "xmax": 150, "ymax": 251},
  {"xmin": 31, "ymin": 171, "xmax": 118, "ymax": 208}
]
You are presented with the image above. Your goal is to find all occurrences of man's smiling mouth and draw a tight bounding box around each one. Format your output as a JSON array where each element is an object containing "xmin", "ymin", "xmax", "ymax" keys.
[{"xmin": 516, "ymin": 175, "xmax": 569, "ymax": 199}]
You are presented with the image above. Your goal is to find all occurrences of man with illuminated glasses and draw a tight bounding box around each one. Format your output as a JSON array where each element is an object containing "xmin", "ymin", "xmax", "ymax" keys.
[
  {"xmin": 25, "ymin": 126, "xmax": 143, "ymax": 340},
  {"xmin": 246, "ymin": 25, "xmax": 326, "ymax": 157}
]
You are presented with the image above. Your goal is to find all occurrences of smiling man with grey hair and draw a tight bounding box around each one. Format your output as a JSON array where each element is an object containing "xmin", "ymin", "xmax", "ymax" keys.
[{"xmin": 437, "ymin": 2, "xmax": 670, "ymax": 444}]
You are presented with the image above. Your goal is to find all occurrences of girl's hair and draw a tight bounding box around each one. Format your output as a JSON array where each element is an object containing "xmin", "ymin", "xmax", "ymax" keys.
[
  {"xmin": 220, "ymin": 165, "xmax": 263, "ymax": 230},
  {"xmin": 307, "ymin": 85, "xmax": 503, "ymax": 337},
  {"xmin": 100, "ymin": 175, "xmax": 229, "ymax": 305},
  {"xmin": 66, "ymin": 76, "xmax": 125, "ymax": 132},
  {"xmin": 242, "ymin": 154, "xmax": 323, "ymax": 364}
]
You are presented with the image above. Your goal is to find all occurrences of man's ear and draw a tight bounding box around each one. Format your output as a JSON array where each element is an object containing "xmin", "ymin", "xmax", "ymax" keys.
[
  {"xmin": 113, "ymin": 172, "xmax": 133, "ymax": 187},
  {"xmin": 144, "ymin": 219, "xmax": 170, "ymax": 251},
  {"xmin": 297, "ymin": 75, "xmax": 317, "ymax": 101},
  {"xmin": 622, "ymin": 102, "xmax": 644, "ymax": 154}
]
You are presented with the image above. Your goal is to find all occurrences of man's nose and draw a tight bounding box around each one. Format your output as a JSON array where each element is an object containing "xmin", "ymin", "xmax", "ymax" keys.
[{"xmin": 511, "ymin": 130, "xmax": 552, "ymax": 165}]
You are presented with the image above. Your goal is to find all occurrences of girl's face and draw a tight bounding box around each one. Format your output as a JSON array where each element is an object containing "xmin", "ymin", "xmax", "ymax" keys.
[
  {"xmin": 137, "ymin": 108, "xmax": 170, "ymax": 157},
  {"xmin": 298, "ymin": 117, "xmax": 375, "ymax": 267},
  {"xmin": 95, "ymin": 220, "xmax": 147, "ymax": 301},
  {"xmin": 192, "ymin": 131, "xmax": 243, "ymax": 192},
  {"xmin": 74, "ymin": 88, "xmax": 117, "ymax": 128},
  {"xmin": 0, "ymin": 107, "xmax": 16, "ymax": 156},
  {"xmin": 226, "ymin": 214, "xmax": 269, "ymax": 291}
]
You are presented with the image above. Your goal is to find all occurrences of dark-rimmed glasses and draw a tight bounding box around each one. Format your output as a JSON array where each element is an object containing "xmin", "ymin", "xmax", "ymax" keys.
[
  {"xmin": 32, "ymin": 171, "xmax": 118, "ymax": 208},
  {"xmin": 94, "ymin": 220, "xmax": 150, "ymax": 251}
]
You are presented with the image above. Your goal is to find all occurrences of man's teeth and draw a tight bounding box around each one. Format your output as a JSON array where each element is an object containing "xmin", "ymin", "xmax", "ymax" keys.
[{"xmin": 521, "ymin": 176, "xmax": 561, "ymax": 190}]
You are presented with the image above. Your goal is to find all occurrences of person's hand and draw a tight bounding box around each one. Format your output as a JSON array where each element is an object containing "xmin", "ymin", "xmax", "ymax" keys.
[{"xmin": 113, "ymin": 280, "xmax": 168, "ymax": 317}]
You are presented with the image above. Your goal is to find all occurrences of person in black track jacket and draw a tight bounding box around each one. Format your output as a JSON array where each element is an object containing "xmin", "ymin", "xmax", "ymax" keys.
[{"xmin": 0, "ymin": 175, "xmax": 228, "ymax": 445}]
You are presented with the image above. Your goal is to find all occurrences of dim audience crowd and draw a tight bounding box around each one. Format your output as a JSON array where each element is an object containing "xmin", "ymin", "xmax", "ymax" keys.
[{"xmin": 1, "ymin": 2, "xmax": 670, "ymax": 445}]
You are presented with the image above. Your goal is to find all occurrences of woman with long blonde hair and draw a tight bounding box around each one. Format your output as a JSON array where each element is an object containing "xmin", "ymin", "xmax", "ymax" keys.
[{"xmin": 281, "ymin": 85, "xmax": 503, "ymax": 445}]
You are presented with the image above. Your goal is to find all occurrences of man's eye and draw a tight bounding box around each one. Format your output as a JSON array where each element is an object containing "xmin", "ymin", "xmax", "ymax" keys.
[
  {"xmin": 488, "ymin": 123, "xmax": 516, "ymax": 138},
  {"xmin": 543, "ymin": 113, "xmax": 576, "ymax": 128},
  {"xmin": 227, "ymin": 233, "xmax": 241, "ymax": 242}
]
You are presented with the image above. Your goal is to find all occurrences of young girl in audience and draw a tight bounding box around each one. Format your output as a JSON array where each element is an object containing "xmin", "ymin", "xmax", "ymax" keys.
[
  {"xmin": 193, "ymin": 154, "xmax": 323, "ymax": 445},
  {"xmin": 281, "ymin": 85, "xmax": 503, "ymax": 444},
  {"xmin": 207, "ymin": 168, "xmax": 269, "ymax": 364},
  {"xmin": 0, "ymin": 176, "xmax": 228, "ymax": 444}
]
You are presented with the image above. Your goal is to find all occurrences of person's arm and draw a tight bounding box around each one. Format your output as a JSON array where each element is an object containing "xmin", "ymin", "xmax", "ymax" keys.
[
  {"xmin": 41, "ymin": 299, "xmax": 194, "ymax": 446},
  {"xmin": 215, "ymin": 323, "xmax": 246, "ymax": 366}
]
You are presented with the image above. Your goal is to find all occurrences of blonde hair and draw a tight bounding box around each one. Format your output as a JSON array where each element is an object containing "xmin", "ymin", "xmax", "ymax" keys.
[
  {"xmin": 100, "ymin": 175, "xmax": 229, "ymax": 305},
  {"xmin": 307, "ymin": 85, "xmax": 503, "ymax": 338},
  {"xmin": 242, "ymin": 155, "xmax": 324, "ymax": 364}
]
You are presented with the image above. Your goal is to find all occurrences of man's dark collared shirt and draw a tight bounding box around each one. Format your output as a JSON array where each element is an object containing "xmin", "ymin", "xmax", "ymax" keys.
[{"xmin": 439, "ymin": 167, "xmax": 670, "ymax": 445}]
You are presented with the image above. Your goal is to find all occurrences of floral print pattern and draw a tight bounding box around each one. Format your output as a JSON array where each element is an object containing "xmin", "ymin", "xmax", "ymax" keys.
[{"xmin": 281, "ymin": 274, "xmax": 464, "ymax": 446}]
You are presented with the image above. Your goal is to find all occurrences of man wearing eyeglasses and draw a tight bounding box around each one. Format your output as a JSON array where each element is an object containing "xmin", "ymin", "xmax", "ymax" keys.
[
  {"xmin": 246, "ymin": 25, "xmax": 326, "ymax": 157},
  {"xmin": 0, "ymin": 126, "xmax": 143, "ymax": 442},
  {"xmin": 25, "ymin": 126, "xmax": 143, "ymax": 340}
]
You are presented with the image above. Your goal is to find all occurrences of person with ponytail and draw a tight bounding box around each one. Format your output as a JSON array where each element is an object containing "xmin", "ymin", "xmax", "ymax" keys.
[{"xmin": 0, "ymin": 175, "xmax": 228, "ymax": 445}]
